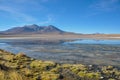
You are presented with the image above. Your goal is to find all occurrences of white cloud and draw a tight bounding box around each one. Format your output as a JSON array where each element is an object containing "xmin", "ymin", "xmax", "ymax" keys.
[
  {"xmin": 40, "ymin": 0, "xmax": 57, "ymax": 3},
  {"xmin": 82, "ymin": 0, "xmax": 120, "ymax": 18},
  {"xmin": 0, "ymin": 0, "xmax": 56, "ymax": 24},
  {"xmin": 0, "ymin": 5, "xmax": 37, "ymax": 22},
  {"xmin": 41, "ymin": 0, "xmax": 49, "ymax": 2},
  {"xmin": 0, "ymin": 0, "xmax": 54, "ymax": 4},
  {"xmin": 91, "ymin": 0, "xmax": 119, "ymax": 11},
  {"xmin": 38, "ymin": 15, "xmax": 54, "ymax": 25},
  {"xmin": 0, "ymin": 0, "xmax": 51, "ymax": 22}
]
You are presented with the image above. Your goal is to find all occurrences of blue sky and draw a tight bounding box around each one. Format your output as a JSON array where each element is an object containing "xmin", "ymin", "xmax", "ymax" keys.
[{"xmin": 0, "ymin": 0, "xmax": 120, "ymax": 33}]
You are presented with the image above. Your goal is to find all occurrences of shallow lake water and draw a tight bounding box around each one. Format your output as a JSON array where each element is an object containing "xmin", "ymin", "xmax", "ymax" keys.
[{"xmin": 0, "ymin": 39, "xmax": 120, "ymax": 66}]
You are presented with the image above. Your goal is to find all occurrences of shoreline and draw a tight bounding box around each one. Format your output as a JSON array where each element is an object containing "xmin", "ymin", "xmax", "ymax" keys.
[
  {"xmin": 1, "ymin": 34, "xmax": 120, "ymax": 40},
  {"xmin": 0, "ymin": 36, "xmax": 120, "ymax": 40},
  {"xmin": 0, "ymin": 49, "xmax": 120, "ymax": 80}
]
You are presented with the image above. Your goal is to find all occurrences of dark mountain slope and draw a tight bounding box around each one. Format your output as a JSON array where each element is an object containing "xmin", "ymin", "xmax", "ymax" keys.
[{"xmin": 0, "ymin": 24, "xmax": 65, "ymax": 34}]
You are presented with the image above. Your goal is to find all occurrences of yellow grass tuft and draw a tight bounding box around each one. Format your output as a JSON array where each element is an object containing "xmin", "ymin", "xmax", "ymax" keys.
[
  {"xmin": 0, "ymin": 70, "xmax": 6, "ymax": 80},
  {"xmin": 9, "ymin": 71, "xmax": 24, "ymax": 80}
]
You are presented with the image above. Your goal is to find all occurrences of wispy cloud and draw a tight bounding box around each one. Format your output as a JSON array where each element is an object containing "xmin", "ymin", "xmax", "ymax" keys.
[
  {"xmin": 40, "ymin": 0, "xmax": 57, "ymax": 3},
  {"xmin": 0, "ymin": 5, "xmax": 37, "ymax": 22},
  {"xmin": 91, "ymin": 0, "xmax": 120, "ymax": 11},
  {"xmin": 0, "ymin": 0, "xmax": 40, "ymax": 22},
  {"xmin": 41, "ymin": 0, "xmax": 49, "ymax": 2},
  {"xmin": 6, "ymin": 0, "xmax": 55, "ymax": 4},
  {"xmin": 83, "ymin": 0, "xmax": 120, "ymax": 18},
  {"xmin": 0, "ymin": 0, "xmax": 56, "ymax": 25},
  {"xmin": 38, "ymin": 15, "xmax": 54, "ymax": 25}
]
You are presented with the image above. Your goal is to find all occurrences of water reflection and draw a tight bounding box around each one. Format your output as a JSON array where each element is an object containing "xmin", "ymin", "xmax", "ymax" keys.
[
  {"xmin": 67, "ymin": 39, "xmax": 120, "ymax": 44},
  {"xmin": 0, "ymin": 39, "xmax": 120, "ymax": 66}
]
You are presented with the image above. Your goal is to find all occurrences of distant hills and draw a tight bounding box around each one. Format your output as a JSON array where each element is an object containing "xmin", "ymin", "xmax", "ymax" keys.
[
  {"xmin": 0, "ymin": 24, "xmax": 67, "ymax": 34},
  {"xmin": 1, "ymin": 24, "xmax": 120, "ymax": 40}
]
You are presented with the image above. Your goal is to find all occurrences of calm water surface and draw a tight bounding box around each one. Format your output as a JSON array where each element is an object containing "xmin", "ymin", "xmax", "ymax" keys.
[{"xmin": 0, "ymin": 39, "xmax": 120, "ymax": 66}]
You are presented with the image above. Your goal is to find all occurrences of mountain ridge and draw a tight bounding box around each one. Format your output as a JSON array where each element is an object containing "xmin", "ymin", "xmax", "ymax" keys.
[{"xmin": 0, "ymin": 24, "xmax": 67, "ymax": 34}]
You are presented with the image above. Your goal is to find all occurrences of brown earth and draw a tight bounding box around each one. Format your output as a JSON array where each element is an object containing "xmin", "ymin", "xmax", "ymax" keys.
[{"xmin": 0, "ymin": 34, "xmax": 120, "ymax": 40}]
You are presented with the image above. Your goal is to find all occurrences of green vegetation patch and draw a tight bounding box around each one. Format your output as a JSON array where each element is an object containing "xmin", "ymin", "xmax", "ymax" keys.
[{"xmin": 0, "ymin": 49, "xmax": 120, "ymax": 80}]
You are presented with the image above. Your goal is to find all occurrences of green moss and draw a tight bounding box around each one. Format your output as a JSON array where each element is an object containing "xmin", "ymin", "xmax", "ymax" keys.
[
  {"xmin": 41, "ymin": 72, "xmax": 60, "ymax": 80},
  {"xmin": 0, "ymin": 49, "xmax": 120, "ymax": 80},
  {"xmin": 78, "ymin": 72, "xmax": 101, "ymax": 80},
  {"xmin": 30, "ymin": 60, "xmax": 56, "ymax": 71}
]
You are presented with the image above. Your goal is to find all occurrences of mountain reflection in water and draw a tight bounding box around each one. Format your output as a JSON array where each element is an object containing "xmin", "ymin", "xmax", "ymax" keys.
[{"xmin": 0, "ymin": 39, "xmax": 120, "ymax": 66}]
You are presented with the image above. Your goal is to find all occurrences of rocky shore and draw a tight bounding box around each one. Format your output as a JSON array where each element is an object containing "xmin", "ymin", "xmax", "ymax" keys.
[{"xmin": 0, "ymin": 49, "xmax": 120, "ymax": 80}]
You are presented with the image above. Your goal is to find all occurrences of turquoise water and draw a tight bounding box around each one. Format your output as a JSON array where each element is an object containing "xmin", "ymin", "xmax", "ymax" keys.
[
  {"xmin": 67, "ymin": 39, "xmax": 120, "ymax": 44},
  {"xmin": 0, "ymin": 39, "xmax": 120, "ymax": 66}
]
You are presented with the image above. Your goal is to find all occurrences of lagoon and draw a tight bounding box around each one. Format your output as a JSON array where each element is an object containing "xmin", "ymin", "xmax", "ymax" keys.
[{"xmin": 0, "ymin": 39, "xmax": 120, "ymax": 66}]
